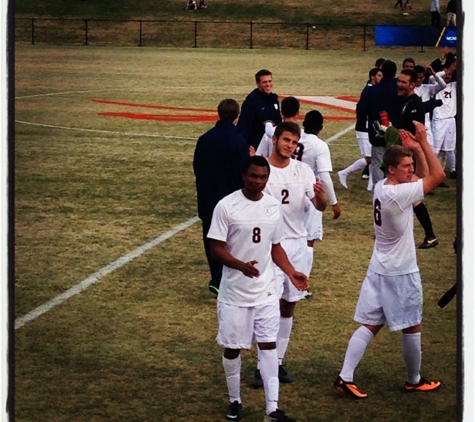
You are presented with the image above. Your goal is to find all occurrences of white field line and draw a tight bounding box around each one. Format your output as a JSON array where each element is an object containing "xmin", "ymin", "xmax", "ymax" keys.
[
  {"xmin": 15, "ymin": 119, "xmax": 354, "ymax": 143},
  {"xmin": 327, "ymin": 124, "xmax": 354, "ymax": 143},
  {"xmin": 14, "ymin": 216, "xmax": 200, "ymax": 330},
  {"xmin": 15, "ymin": 120, "xmax": 197, "ymax": 140}
]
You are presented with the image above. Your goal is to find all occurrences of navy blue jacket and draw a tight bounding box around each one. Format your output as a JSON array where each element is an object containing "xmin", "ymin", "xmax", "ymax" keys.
[
  {"xmin": 358, "ymin": 77, "xmax": 402, "ymax": 147},
  {"xmin": 237, "ymin": 88, "xmax": 281, "ymax": 149},
  {"xmin": 355, "ymin": 84, "xmax": 371, "ymax": 132},
  {"xmin": 193, "ymin": 120, "xmax": 249, "ymax": 221}
]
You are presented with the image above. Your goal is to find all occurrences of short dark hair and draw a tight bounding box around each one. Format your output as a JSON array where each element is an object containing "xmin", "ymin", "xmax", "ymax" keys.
[
  {"xmin": 375, "ymin": 58, "xmax": 385, "ymax": 68},
  {"xmin": 400, "ymin": 68, "xmax": 418, "ymax": 84},
  {"xmin": 402, "ymin": 57, "xmax": 416, "ymax": 67},
  {"xmin": 369, "ymin": 67, "xmax": 382, "ymax": 79},
  {"xmin": 414, "ymin": 65, "xmax": 426, "ymax": 75},
  {"xmin": 303, "ymin": 110, "xmax": 323, "ymax": 134},
  {"xmin": 217, "ymin": 98, "xmax": 240, "ymax": 121},
  {"xmin": 243, "ymin": 155, "xmax": 270, "ymax": 174},
  {"xmin": 381, "ymin": 60, "xmax": 397, "ymax": 78},
  {"xmin": 444, "ymin": 52, "xmax": 456, "ymax": 69},
  {"xmin": 274, "ymin": 121, "xmax": 301, "ymax": 140},
  {"xmin": 255, "ymin": 69, "xmax": 272, "ymax": 83},
  {"xmin": 281, "ymin": 96, "xmax": 300, "ymax": 118},
  {"xmin": 383, "ymin": 145, "xmax": 412, "ymax": 170}
]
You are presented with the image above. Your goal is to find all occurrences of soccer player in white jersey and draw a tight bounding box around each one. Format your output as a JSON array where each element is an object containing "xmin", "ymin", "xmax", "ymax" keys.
[
  {"xmin": 334, "ymin": 121, "xmax": 444, "ymax": 399},
  {"xmin": 208, "ymin": 155, "xmax": 308, "ymax": 422},
  {"xmin": 250, "ymin": 121, "xmax": 327, "ymax": 387},
  {"xmin": 413, "ymin": 64, "xmax": 447, "ymax": 149},
  {"xmin": 255, "ymin": 96, "xmax": 301, "ymax": 158},
  {"xmin": 298, "ymin": 110, "xmax": 341, "ymax": 220},
  {"xmin": 255, "ymin": 97, "xmax": 323, "ymax": 295},
  {"xmin": 430, "ymin": 70, "xmax": 457, "ymax": 179}
]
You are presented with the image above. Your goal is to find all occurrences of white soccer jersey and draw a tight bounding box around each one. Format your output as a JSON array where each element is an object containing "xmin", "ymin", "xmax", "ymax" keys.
[
  {"xmin": 295, "ymin": 132, "xmax": 333, "ymax": 173},
  {"xmin": 415, "ymin": 73, "xmax": 446, "ymax": 102},
  {"xmin": 415, "ymin": 74, "xmax": 446, "ymax": 145},
  {"xmin": 432, "ymin": 81, "xmax": 457, "ymax": 120},
  {"xmin": 207, "ymin": 190, "xmax": 284, "ymax": 307},
  {"xmin": 255, "ymin": 122, "xmax": 275, "ymax": 157},
  {"xmin": 295, "ymin": 132, "xmax": 338, "ymax": 206},
  {"xmin": 264, "ymin": 159, "xmax": 315, "ymax": 240},
  {"xmin": 369, "ymin": 179, "xmax": 424, "ymax": 276}
]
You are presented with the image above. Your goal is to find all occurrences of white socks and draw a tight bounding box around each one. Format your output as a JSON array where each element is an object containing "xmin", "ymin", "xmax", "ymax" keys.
[
  {"xmin": 343, "ymin": 158, "xmax": 367, "ymax": 175},
  {"xmin": 402, "ymin": 332, "xmax": 422, "ymax": 385},
  {"xmin": 223, "ymin": 355, "xmax": 241, "ymax": 403},
  {"xmin": 276, "ymin": 316, "xmax": 293, "ymax": 365},
  {"xmin": 446, "ymin": 150, "xmax": 456, "ymax": 173},
  {"xmin": 259, "ymin": 348, "xmax": 279, "ymax": 415},
  {"xmin": 339, "ymin": 326, "xmax": 374, "ymax": 382}
]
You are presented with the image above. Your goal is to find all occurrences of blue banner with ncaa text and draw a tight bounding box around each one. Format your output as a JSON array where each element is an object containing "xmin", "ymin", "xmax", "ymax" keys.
[{"xmin": 375, "ymin": 26, "xmax": 456, "ymax": 48}]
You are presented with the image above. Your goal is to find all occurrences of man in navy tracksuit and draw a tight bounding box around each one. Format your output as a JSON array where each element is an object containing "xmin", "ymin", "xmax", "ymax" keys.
[
  {"xmin": 237, "ymin": 69, "xmax": 282, "ymax": 150},
  {"xmin": 357, "ymin": 60, "xmax": 401, "ymax": 185},
  {"xmin": 193, "ymin": 99, "xmax": 250, "ymax": 295}
]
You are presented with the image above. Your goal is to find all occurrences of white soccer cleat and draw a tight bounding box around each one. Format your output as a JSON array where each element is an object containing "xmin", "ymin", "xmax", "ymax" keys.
[{"xmin": 338, "ymin": 171, "xmax": 348, "ymax": 189}]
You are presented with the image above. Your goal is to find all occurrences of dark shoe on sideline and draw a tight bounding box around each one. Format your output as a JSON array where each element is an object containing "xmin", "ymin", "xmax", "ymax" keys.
[
  {"xmin": 208, "ymin": 285, "xmax": 219, "ymax": 296},
  {"xmin": 304, "ymin": 291, "xmax": 314, "ymax": 300},
  {"xmin": 250, "ymin": 369, "xmax": 263, "ymax": 388},
  {"xmin": 450, "ymin": 171, "xmax": 456, "ymax": 179},
  {"xmin": 419, "ymin": 236, "xmax": 439, "ymax": 249},
  {"xmin": 264, "ymin": 409, "xmax": 296, "ymax": 422},
  {"xmin": 437, "ymin": 182, "xmax": 450, "ymax": 188},
  {"xmin": 278, "ymin": 365, "xmax": 293, "ymax": 383},
  {"xmin": 226, "ymin": 401, "xmax": 242, "ymax": 421}
]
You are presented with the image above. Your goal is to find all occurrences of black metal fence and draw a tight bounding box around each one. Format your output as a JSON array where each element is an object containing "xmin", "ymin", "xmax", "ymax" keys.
[{"xmin": 15, "ymin": 18, "xmax": 377, "ymax": 51}]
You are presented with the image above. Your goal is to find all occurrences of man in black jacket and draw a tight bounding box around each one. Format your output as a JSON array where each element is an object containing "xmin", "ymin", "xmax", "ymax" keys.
[
  {"xmin": 358, "ymin": 60, "xmax": 400, "ymax": 186},
  {"xmin": 237, "ymin": 69, "xmax": 282, "ymax": 150},
  {"xmin": 193, "ymin": 99, "xmax": 250, "ymax": 295}
]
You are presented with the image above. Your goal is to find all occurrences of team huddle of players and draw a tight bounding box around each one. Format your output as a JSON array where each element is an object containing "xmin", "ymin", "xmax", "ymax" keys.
[{"xmin": 193, "ymin": 50, "xmax": 455, "ymax": 421}]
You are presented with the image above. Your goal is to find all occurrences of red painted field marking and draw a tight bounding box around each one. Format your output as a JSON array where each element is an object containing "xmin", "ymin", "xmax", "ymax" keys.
[{"xmin": 93, "ymin": 96, "xmax": 357, "ymax": 122}]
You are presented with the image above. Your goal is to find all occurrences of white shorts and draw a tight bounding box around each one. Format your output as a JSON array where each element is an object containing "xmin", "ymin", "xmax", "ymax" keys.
[
  {"xmin": 432, "ymin": 118, "xmax": 456, "ymax": 153},
  {"xmin": 305, "ymin": 202, "xmax": 323, "ymax": 242},
  {"xmin": 353, "ymin": 270, "xmax": 423, "ymax": 331},
  {"xmin": 356, "ymin": 130, "xmax": 372, "ymax": 157},
  {"xmin": 216, "ymin": 299, "xmax": 280, "ymax": 349},
  {"xmin": 276, "ymin": 237, "xmax": 308, "ymax": 302},
  {"xmin": 425, "ymin": 122, "xmax": 434, "ymax": 149}
]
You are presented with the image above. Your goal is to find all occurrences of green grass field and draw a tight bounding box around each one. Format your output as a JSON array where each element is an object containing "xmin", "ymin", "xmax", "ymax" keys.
[{"xmin": 15, "ymin": 46, "xmax": 457, "ymax": 422}]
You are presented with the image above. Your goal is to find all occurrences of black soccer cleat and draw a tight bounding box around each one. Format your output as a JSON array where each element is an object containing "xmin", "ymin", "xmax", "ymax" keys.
[
  {"xmin": 226, "ymin": 400, "xmax": 242, "ymax": 421},
  {"xmin": 278, "ymin": 365, "xmax": 294, "ymax": 383},
  {"xmin": 418, "ymin": 236, "xmax": 439, "ymax": 249},
  {"xmin": 250, "ymin": 368, "xmax": 263, "ymax": 388},
  {"xmin": 264, "ymin": 409, "xmax": 296, "ymax": 422}
]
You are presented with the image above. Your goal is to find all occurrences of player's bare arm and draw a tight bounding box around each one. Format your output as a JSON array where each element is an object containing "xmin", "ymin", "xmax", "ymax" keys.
[
  {"xmin": 312, "ymin": 179, "xmax": 327, "ymax": 212},
  {"xmin": 271, "ymin": 243, "xmax": 309, "ymax": 291},
  {"xmin": 410, "ymin": 120, "xmax": 446, "ymax": 194},
  {"xmin": 210, "ymin": 239, "xmax": 260, "ymax": 278}
]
